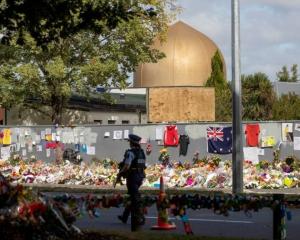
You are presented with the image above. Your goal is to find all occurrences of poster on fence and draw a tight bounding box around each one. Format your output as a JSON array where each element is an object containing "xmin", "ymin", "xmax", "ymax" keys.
[
  {"xmin": 243, "ymin": 147, "xmax": 259, "ymax": 164},
  {"xmin": 1, "ymin": 146, "xmax": 10, "ymax": 161},
  {"xmin": 294, "ymin": 137, "xmax": 300, "ymax": 150},
  {"xmin": 282, "ymin": 123, "xmax": 293, "ymax": 142}
]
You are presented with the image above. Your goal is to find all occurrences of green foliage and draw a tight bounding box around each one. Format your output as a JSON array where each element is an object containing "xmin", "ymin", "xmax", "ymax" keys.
[
  {"xmin": 273, "ymin": 148, "xmax": 280, "ymax": 165},
  {"xmin": 0, "ymin": 0, "xmax": 175, "ymax": 124},
  {"xmin": 205, "ymin": 50, "xmax": 226, "ymax": 88},
  {"xmin": 158, "ymin": 148, "xmax": 170, "ymax": 165},
  {"xmin": 0, "ymin": 0, "xmax": 175, "ymax": 48},
  {"xmin": 205, "ymin": 50, "xmax": 231, "ymax": 121},
  {"xmin": 291, "ymin": 64, "xmax": 298, "ymax": 82},
  {"xmin": 276, "ymin": 65, "xmax": 290, "ymax": 82},
  {"xmin": 215, "ymin": 82, "xmax": 232, "ymax": 122},
  {"xmin": 277, "ymin": 64, "xmax": 298, "ymax": 82},
  {"xmin": 272, "ymin": 93, "xmax": 300, "ymax": 120},
  {"xmin": 257, "ymin": 160, "xmax": 269, "ymax": 170},
  {"xmin": 8, "ymin": 155, "xmax": 22, "ymax": 166},
  {"xmin": 242, "ymin": 72, "xmax": 275, "ymax": 120},
  {"xmin": 207, "ymin": 155, "xmax": 222, "ymax": 167}
]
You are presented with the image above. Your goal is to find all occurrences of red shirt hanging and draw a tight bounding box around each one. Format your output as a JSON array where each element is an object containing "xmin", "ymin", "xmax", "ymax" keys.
[
  {"xmin": 164, "ymin": 125, "xmax": 179, "ymax": 146},
  {"xmin": 245, "ymin": 124, "xmax": 260, "ymax": 147}
]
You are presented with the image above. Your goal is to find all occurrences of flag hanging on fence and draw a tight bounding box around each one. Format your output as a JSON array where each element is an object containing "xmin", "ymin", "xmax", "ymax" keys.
[{"xmin": 207, "ymin": 126, "xmax": 232, "ymax": 154}]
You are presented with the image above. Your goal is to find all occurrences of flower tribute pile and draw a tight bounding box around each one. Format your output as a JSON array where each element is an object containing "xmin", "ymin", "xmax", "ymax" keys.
[{"xmin": 1, "ymin": 154, "xmax": 300, "ymax": 189}]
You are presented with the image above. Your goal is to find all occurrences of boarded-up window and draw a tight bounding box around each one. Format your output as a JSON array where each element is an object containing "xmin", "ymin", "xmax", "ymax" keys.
[{"xmin": 148, "ymin": 87, "xmax": 215, "ymax": 123}]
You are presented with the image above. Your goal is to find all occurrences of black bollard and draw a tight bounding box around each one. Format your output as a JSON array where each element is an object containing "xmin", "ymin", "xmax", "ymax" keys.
[{"xmin": 273, "ymin": 194, "xmax": 286, "ymax": 240}]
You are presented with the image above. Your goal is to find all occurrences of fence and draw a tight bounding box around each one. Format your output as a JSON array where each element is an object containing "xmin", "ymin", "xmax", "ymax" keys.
[
  {"xmin": 0, "ymin": 121, "xmax": 299, "ymax": 164},
  {"xmin": 2, "ymin": 120, "xmax": 300, "ymax": 240}
]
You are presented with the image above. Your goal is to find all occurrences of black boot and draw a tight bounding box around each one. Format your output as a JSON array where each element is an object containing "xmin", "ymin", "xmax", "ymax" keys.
[{"xmin": 118, "ymin": 215, "xmax": 127, "ymax": 224}]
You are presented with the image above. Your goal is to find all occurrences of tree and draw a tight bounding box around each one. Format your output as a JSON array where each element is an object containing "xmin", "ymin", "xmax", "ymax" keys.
[
  {"xmin": 205, "ymin": 50, "xmax": 226, "ymax": 89},
  {"xmin": 273, "ymin": 93, "xmax": 300, "ymax": 120},
  {"xmin": 215, "ymin": 82, "xmax": 232, "ymax": 122},
  {"xmin": 242, "ymin": 72, "xmax": 276, "ymax": 120},
  {"xmin": 291, "ymin": 64, "xmax": 298, "ymax": 82},
  {"xmin": 276, "ymin": 64, "xmax": 298, "ymax": 82},
  {"xmin": 205, "ymin": 50, "xmax": 231, "ymax": 121},
  {"xmin": 277, "ymin": 65, "xmax": 290, "ymax": 82},
  {"xmin": 0, "ymin": 0, "xmax": 177, "ymax": 124},
  {"xmin": 0, "ymin": 0, "xmax": 170, "ymax": 48}
]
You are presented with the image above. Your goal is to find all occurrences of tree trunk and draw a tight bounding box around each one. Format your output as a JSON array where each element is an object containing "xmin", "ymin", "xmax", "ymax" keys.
[
  {"xmin": 51, "ymin": 96, "xmax": 64, "ymax": 125},
  {"xmin": 51, "ymin": 96, "xmax": 65, "ymax": 164},
  {"xmin": 51, "ymin": 107, "xmax": 61, "ymax": 125}
]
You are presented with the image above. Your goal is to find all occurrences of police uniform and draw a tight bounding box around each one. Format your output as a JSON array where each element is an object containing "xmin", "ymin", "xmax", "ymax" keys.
[{"xmin": 118, "ymin": 134, "xmax": 146, "ymax": 231}]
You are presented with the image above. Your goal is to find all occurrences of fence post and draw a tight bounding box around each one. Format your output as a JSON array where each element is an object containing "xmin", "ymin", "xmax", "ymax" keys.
[{"xmin": 273, "ymin": 194, "xmax": 286, "ymax": 240}]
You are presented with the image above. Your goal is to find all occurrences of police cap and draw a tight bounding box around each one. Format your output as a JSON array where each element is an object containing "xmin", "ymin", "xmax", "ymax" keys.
[{"xmin": 128, "ymin": 134, "xmax": 141, "ymax": 144}]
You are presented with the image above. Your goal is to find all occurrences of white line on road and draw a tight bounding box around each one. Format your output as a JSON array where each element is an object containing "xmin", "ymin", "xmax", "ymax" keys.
[{"xmin": 145, "ymin": 216, "xmax": 254, "ymax": 224}]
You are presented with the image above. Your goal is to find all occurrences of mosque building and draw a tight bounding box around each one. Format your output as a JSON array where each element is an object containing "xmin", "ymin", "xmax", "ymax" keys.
[{"xmin": 134, "ymin": 21, "xmax": 226, "ymax": 88}]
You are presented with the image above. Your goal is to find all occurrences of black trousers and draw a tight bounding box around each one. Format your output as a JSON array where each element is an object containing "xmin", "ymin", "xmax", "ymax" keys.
[{"xmin": 122, "ymin": 173, "xmax": 144, "ymax": 231}]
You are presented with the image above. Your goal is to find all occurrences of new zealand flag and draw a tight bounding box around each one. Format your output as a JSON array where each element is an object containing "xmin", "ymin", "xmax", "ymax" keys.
[{"xmin": 207, "ymin": 126, "xmax": 232, "ymax": 154}]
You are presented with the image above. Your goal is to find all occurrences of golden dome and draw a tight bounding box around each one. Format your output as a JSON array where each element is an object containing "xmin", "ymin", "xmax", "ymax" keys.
[{"xmin": 134, "ymin": 21, "xmax": 226, "ymax": 87}]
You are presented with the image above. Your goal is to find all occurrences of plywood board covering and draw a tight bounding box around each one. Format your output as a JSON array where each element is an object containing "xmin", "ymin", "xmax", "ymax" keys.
[{"xmin": 148, "ymin": 87, "xmax": 215, "ymax": 122}]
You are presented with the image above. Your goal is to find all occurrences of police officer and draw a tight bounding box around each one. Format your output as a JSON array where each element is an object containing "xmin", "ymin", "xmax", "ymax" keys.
[{"xmin": 116, "ymin": 134, "xmax": 146, "ymax": 231}]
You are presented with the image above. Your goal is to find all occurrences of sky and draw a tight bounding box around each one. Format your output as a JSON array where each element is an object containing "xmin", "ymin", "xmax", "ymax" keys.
[{"xmin": 176, "ymin": 0, "xmax": 300, "ymax": 81}]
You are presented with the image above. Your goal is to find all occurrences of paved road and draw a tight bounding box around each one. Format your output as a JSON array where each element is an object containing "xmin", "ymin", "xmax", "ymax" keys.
[
  {"xmin": 42, "ymin": 191, "xmax": 299, "ymax": 239},
  {"xmin": 75, "ymin": 206, "xmax": 300, "ymax": 240}
]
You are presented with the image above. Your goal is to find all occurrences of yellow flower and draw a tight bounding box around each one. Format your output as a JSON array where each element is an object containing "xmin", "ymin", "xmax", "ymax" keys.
[
  {"xmin": 159, "ymin": 148, "xmax": 168, "ymax": 153},
  {"xmin": 283, "ymin": 177, "xmax": 293, "ymax": 188}
]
